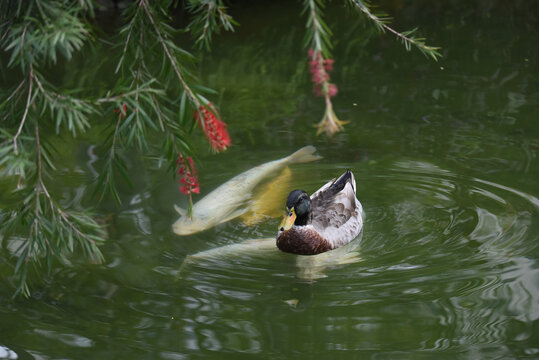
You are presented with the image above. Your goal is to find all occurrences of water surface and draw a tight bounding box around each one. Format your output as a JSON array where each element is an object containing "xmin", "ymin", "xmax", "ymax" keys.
[{"xmin": 0, "ymin": 1, "xmax": 538, "ymax": 359}]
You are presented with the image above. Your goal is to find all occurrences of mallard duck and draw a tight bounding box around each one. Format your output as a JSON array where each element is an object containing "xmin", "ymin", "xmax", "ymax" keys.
[{"xmin": 276, "ymin": 170, "xmax": 363, "ymax": 255}]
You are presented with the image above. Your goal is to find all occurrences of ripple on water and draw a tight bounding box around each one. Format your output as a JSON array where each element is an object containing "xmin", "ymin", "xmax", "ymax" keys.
[
  {"xmin": 173, "ymin": 159, "xmax": 538, "ymax": 355},
  {"xmin": 33, "ymin": 329, "xmax": 94, "ymax": 348}
]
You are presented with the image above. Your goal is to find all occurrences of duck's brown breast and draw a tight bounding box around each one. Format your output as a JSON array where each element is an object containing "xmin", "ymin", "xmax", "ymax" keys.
[{"xmin": 276, "ymin": 227, "xmax": 332, "ymax": 255}]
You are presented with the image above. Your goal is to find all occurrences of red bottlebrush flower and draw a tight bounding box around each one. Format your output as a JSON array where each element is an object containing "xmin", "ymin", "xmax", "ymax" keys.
[
  {"xmin": 113, "ymin": 104, "xmax": 128, "ymax": 118},
  {"xmin": 177, "ymin": 154, "xmax": 200, "ymax": 195},
  {"xmin": 323, "ymin": 58, "xmax": 334, "ymax": 72},
  {"xmin": 308, "ymin": 49, "xmax": 338, "ymax": 98},
  {"xmin": 308, "ymin": 49, "xmax": 346, "ymax": 137},
  {"xmin": 327, "ymin": 83, "xmax": 338, "ymax": 97},
  {"xmin": 194, "ymin": 102, "xmax": 231, "ymax": 153}
]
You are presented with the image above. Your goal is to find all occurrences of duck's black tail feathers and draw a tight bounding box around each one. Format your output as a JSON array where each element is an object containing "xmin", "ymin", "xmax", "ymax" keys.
[{"xmin": 328, "ymin": 169, "xmax": 355, "ymax": 195}]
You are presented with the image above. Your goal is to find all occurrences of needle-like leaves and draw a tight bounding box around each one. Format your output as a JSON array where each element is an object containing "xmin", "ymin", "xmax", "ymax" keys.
[
  {"xmin": 348, "ymin": 0, "xmax": 442, "ymax": 61},
  {"xmin": 0, "ymin": 0, "xmax": 441, "ymax": 297},
  {"xmin": 186, "ymin": 0, "xmax": 238, "ymax": 50}
]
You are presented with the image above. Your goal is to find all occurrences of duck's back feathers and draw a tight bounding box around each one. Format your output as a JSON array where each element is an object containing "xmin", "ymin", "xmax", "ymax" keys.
[
  {"xmin": 311, "ymin": 170, "xmax": 357, "ymax": 227},
  {"xmin": 310, "ymin": 170, "xmax": 362, "ymax": 249}
]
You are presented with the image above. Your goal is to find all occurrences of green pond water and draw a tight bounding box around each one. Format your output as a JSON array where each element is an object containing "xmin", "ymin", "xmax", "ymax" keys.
[{"xmin": 1, "ymin": 1, "xmax": 538, "ymax": 359}]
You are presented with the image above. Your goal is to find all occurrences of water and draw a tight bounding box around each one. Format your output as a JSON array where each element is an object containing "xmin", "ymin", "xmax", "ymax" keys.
[{"xmin": 1, "ymin": 1, "xmax": 538, "ymax": 359}]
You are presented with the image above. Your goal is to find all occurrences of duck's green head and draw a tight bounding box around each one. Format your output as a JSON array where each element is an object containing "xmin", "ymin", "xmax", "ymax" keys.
[{"xmin": 279, "ymin": 190, "xmax": 311, "ymax": 231}]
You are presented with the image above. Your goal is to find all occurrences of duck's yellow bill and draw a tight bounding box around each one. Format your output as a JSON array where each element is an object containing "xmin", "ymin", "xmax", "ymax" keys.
[{"xmin": 279, "ymin": 208, "xmax": 296, "ymax": 231}]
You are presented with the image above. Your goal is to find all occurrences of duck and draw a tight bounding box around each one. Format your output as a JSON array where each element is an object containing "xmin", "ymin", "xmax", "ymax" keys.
[{"xmin": 276, "ymin": 169, "xmax": 363, "ymax": 255}]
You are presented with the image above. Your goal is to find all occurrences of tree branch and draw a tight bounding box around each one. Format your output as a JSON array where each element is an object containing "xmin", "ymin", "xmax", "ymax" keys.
[
  {"xmin": 140, "ymin": 0, "xmax": 200, "ymax": 108},
  {"xmin": 115, "ymin": 0, "xmax": 142, "ymax": 74},
  {"xmin": 35, "ymin": 124, "xmax": 100, "ymax": 248},
  {"xmin": 13, "ymin": 66, "xmax": 34, "ymax": 155},
  {"xmin": 309, "ymin": 0, "xmax": 323, "ymax": 52},
  {"xmin": 4, "ymin": 78, "xmax": 26, "ymax": 105},
  {"xmin": 95, "ymin": 87, "xmax": 157, "ymax": 104},
  {"xmin": 350, "ymin": 0, "xmax": 441, "ymax": 60},
  {"xmin": 35, "ymin": 124, "xmax": 54, "ymax": 208}
]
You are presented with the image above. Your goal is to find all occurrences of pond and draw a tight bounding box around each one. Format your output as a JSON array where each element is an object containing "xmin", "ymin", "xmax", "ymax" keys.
[{"xmin": 1, "ymin": 1, "xmax": 538, "ymax": 359}]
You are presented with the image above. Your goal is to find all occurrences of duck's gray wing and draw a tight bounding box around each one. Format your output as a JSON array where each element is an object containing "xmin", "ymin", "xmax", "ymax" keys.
[{"xmin": 310, "ymin": 170, "xmax": 362, "ymax": 247}]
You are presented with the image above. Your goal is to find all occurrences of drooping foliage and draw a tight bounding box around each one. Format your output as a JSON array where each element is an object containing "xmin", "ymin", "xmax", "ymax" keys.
[{"xmin": 0, "ymin": 0, "xmax": 439, "ymax": 296}]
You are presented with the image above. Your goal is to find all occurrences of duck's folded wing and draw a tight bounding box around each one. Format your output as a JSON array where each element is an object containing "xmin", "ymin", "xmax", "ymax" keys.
[
  {"xmin": 311, "ymin": 181, "xmax": 358, "ymax": 227},
  {"xmin": 311, "ymin": 170, "xmax": 357, "ymax": 224},
  {"xmin": 311, "ymin": 176, "xmax": 362, "ymax": 248}
]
